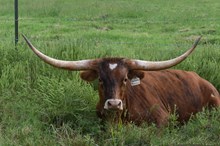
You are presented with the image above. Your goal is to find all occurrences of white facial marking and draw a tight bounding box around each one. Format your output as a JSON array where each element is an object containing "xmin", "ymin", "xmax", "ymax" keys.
[{"xmin": 109, "ymin": 63, "xmax": 118, "ymax": 70}]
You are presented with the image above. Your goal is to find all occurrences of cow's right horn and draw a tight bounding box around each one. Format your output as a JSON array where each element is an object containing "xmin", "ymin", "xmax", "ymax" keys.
[
  {"xmin": 127, "ymin": 36, "xmax": 201, "ymax": 71},
  {"xmin": 22, "ymin": 34, "xmax": 99, "ymax": 71}
]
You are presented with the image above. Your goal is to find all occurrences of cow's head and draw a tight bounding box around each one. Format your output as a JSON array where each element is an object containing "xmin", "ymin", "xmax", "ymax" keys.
[
  {"xmin": 22, "ymin": 34, "xmax": 201, "ymax": 114},
  {"xmin": 80, "ymin": 58, "xmax": 145, "ymax": 112}
]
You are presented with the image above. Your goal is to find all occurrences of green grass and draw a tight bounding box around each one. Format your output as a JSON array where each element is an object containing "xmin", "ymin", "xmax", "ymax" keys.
[{"xmin": 1, "ymin": 0, "xmax": 220, "ymax": 145}]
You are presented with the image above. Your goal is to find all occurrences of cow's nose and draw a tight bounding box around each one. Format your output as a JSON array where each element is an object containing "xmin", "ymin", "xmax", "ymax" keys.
[{"xmin": 104, "ymin": 99, "xmax": 123, "ymax": 110}]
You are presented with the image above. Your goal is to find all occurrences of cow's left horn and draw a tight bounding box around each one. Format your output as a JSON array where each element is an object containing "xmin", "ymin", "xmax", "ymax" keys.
[
  {"xmin": 127, "ymin": 36, "xmax": 201, "ymax": 70},
  {"xmin": 22, "ymin": 34, "xmax": 99, "ymax": 71}
]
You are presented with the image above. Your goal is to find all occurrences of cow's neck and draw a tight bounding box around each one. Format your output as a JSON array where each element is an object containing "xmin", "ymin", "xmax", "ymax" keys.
[{"xmin": 123, "ymin": 82, "xmax": 154, "ymax": 124}]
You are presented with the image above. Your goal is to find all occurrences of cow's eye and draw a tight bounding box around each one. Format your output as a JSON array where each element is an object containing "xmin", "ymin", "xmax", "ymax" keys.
[
  {"xmin": 98, "ymin": 77, "xmax": 103, "ymax": 83},
  {"xmin": 123, "ymin": 78, "xmax": 128, "ymax": 83}
]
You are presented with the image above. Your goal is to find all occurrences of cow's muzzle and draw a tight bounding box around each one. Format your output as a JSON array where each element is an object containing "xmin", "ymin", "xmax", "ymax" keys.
[{"xmin": 104, "ymin": 99, "xmax": 123, "ymax": 110}]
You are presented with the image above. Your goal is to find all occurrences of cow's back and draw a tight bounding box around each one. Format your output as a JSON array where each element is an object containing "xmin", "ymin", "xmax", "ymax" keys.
[{"xmin": 125, "ymin": 69, "xmax": 220, "ymax": 125}]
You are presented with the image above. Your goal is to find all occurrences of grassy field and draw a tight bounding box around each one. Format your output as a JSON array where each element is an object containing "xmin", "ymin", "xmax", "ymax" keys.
[{"xmin": 1, "ymin": 0, "xmax": 220, "ymax": 145}]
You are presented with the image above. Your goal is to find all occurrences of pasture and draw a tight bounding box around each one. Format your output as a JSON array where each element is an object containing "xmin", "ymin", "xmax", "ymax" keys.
[{"xmin": 0, "ymin": 0, "xmax": 220, "ymax": 145}]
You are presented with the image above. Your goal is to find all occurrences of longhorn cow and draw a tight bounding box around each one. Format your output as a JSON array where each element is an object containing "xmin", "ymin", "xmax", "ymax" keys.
[{"xmin": 23, "ymin": 35, "xmax": 220, "ymax": 126}]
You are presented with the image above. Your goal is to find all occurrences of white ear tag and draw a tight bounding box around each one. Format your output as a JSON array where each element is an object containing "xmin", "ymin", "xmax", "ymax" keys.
[{"xmin": 131, "ymin": 77, "xmax": 140, "ymax": 86}]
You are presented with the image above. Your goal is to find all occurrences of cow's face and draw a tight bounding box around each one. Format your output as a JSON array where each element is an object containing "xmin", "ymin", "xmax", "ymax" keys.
[{"xmin": 80, "ymin": 58, "xmax": 144, "ymax": 111}]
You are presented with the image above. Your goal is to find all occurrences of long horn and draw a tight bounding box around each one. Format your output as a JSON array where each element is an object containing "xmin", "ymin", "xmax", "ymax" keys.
[
  {"xmin": 127, "ymin": 36, "xmax": 201, "ymax": 70},
  {"xmin": 22, "ymin": 34, "xmax": 98, "ymax": 71}
]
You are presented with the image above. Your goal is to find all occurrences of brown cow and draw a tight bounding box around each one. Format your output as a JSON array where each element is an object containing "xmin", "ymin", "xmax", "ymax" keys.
[{"xmin": 22, "ymin": 35, "xmax": 220, "ymax": 126}]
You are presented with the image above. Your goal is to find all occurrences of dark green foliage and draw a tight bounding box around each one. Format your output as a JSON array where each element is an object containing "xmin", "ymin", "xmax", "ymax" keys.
[{"xmin": 1, "ymin": 0, "xmax": 220, "ymax": 145}]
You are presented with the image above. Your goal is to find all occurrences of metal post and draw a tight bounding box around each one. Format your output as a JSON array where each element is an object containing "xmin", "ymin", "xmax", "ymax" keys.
[{"xmin": 14, "ymin": 0, "xmax": 18, "ymax": 46}]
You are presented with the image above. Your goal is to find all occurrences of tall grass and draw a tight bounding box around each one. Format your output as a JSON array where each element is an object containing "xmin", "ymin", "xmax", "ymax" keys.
[{"xmin": 1, "ymin": 0, "xmax": 220, "ymax": 145}]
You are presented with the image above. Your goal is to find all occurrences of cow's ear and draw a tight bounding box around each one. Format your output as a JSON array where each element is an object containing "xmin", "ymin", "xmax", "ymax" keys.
[
  {"xmin": 80, "ymin": 70, "xmax": 98, "ymax": 82},
  {"xmin": 128, "ymin": 70, "xmax": 145, "ymax": 80}
]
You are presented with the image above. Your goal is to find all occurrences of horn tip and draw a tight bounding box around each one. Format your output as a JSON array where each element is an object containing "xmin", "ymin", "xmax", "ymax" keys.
[
  {"xmin": 21, "ymin": 33, "xmax": 27, "ymax": 39},
  {"xmin": 22, "ymin": 34, "xmax": 34, "ymax": 50},
  {"xmin": 22, "ymin": 34, "xmax": 29, "ymax": 42},
  {"xmin": 193, "ymin": 36, "xmax": 202, "ymax": 47}
]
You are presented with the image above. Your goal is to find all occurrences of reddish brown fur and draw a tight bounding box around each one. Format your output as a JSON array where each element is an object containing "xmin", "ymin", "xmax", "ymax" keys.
[{"xmin": 80, "ymin": 58, "xmax": 220, "ymax": 126}]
